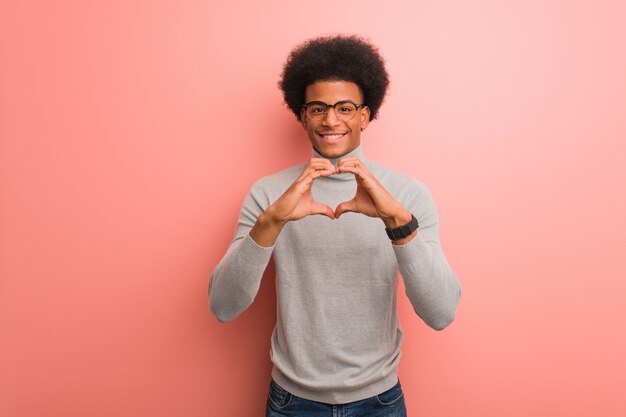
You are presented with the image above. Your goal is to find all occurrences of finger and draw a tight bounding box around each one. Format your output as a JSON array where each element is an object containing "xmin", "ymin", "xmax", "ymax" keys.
[
  {"xmin": 311, "ymin": 203, "xmax": 336, "ymax": 220},
  {"xmin": 308, "ymin": 166, "xmax": 335, "ymax": 178},
  {"xmin": 298, "ymin": 167, "xmax": 336, "ymax": 187},
  {"xmin": 337, "ymin": 156, "xmax": 361, "ymax": 166},
  {"xmin": 305, "ymin": 162, "xmax": 334, "ymax": 173},
  {"xmin": 337, "ymin": 161, "xmax": 368, "ymax": 175},
  {"xmin": 298, "ymin": 164, "xmax": 335, "ymax": 182},
  {"xmin": 335, "ymin": 165, "xmax": 363, "ymax": 177},
  {"xmin": 334, "ymin": 199, "xmax": 357, "ymax": 219},
  {"xmin": 310, "ymin": 167, "xmax": 336, "ymax": 179},
  {"xmin": 308, "ymin": 158, "xmax": 336, "ymax": 171}
]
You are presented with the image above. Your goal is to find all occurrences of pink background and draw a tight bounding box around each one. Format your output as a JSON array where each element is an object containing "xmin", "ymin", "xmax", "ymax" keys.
[{"xmin": 1, "ymin": 1, "xmax": 625, "ymax": 416}]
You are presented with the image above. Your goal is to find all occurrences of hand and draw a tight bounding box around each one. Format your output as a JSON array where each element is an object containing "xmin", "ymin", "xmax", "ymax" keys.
[
  {"xmin": 266, "ymin": 158, "xmax": 338, "ymax": 223},
  {"xmin": 334, "ymin": 157, "xmax": 410, "ymax": 227}
]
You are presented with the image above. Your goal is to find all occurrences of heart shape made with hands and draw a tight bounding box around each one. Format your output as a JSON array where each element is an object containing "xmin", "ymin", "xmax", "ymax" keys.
[{"xmin": 316, "ymin": 157, "xmax": 404, "ymax": 222}]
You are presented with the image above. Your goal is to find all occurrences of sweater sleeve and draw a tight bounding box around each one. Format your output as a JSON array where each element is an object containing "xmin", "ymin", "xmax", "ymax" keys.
[
  {"xmin": 208, "ymin": 178, "xmax": 275, "ymax": 323},
  {"xmin": 392, "ymin": 182, "xmax": 462, "ymax": 331}
]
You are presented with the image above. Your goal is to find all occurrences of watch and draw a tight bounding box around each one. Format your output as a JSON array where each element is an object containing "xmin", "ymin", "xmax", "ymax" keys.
[{"xmin": 385, "ymin": 214, "xmax": 419, "ymax": 240}]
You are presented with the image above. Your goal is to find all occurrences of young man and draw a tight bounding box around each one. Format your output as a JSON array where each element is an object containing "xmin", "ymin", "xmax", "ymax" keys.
[{"xmin": 209, "ymin": 35, "xmax": 462, "ymax": 416}]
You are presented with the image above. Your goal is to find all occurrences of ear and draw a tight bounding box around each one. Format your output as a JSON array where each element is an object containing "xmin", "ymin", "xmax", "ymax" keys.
[
  {"xmin": 300, "ymin": 108, "xmax": 308, "ymax": 130},
  {"xmin": 360, "ymin": 106, "xmax": 371, "ymax": 130}
]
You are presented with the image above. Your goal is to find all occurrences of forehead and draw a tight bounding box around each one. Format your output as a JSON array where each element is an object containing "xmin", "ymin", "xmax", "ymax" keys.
[{"xmin": 304, "ymin": 81, "xmax": 363, "ymax": 103}]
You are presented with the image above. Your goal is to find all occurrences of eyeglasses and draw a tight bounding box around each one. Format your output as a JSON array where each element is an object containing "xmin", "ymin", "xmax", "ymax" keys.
[{"xmin": 301, "ymin": 100, "xmax": 364, "ymax": 121}]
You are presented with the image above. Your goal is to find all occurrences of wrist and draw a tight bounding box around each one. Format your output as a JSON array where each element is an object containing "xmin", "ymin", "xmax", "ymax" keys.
[
  {"xmin": 261, "ymin": 207, "xmax": 288, "ymax": 227},
  {"xmin": 381, "ymin": 208, "xmax": 412, "ymax": 228},
  {"xmin": 250, "ymin": 209, "xmax": 287, "ymax": 248}
]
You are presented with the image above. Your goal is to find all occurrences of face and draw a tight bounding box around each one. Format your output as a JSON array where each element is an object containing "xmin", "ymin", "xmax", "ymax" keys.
[{"xmin": 300, "ymin": 80, "xmax": 370, "ymax": 159}]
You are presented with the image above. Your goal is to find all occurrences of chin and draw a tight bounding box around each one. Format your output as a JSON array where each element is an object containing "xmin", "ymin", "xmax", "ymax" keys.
[{"xmin": 316, "ymin": 145, "xmax": 347, "ymax": 159}]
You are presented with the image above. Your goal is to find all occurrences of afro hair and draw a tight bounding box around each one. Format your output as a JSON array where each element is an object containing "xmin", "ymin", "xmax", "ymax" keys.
[{"xmin": 279, "ymin": 34, "xmax": 389, "ymax": 121}]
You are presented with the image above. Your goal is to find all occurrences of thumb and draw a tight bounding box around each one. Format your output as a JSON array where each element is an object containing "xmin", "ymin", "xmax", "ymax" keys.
[
  {"xmin": 311, "ymin": 202, "xmax": 337, "ymax": 220},
  {"xmin": 334, "ymin": 199, "xmax": 357, "ymax": 219}
]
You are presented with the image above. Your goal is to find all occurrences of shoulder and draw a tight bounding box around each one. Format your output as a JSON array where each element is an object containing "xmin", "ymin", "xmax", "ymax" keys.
[
  {"xmin": 366, "ymin": 158, "xmax": 432, "ymax": 203},
  {"xmin": 367, "ymin": 159, "xmax": 440, "ymax": 227},
  {"xmin": 246, "ymin": 161, "xmax": 306, "ymax": 201}
]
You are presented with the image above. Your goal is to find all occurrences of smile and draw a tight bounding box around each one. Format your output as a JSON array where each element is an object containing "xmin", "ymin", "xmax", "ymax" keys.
[{"xmin": 318, "ymin": 132, "xmax": 348, "ymax": 143}]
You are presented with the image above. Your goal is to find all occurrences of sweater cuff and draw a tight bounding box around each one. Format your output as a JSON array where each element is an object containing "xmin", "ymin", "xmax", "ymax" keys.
[
  {"xmin": 391, "ymin": 233, "xmax": 431, "ymax": 268},
  {"xmin": 237, "ymin": 233, "xmax": 275, "ymax": 265}
]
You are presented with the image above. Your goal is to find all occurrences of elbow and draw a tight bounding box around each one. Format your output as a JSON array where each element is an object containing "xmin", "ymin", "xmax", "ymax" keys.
[
  {"xmin": 428, "ymin": 286, "xmax": 462, "ymax": 331},
  {"xmin": 211, "ymin": 307, "xmax": 233, "ymax": 324},
  {"xmin": 208, "ymin": 271, "xmax": 234, "ymax": 323},
  {"xmin": 208, "ymin": 285, "xmax": 230, "ymax": 324},
  {"xmin": 415, "ymin": 307, "xmax": 456, "ymax": 331},
  {"xmin": 429, "ymin": 313, "xmax": 456, "ymax": 331},
  {"xmin": 209, "ymin": 293, "xmax": 243, "ymax": 324},
  {"xmin": 209, "ymin": 298, "xmax": 242, "ymax": 324},
  {"xmin": 209, "ymin": 297, "xmax": 227, "ymax": 323},
  {"xmin": 208, "ymin": 288, "xmax": 251, "ymax": 324}
]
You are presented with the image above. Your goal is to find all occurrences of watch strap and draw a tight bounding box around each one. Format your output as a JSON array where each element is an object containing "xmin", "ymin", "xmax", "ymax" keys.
[{"xmin": 385, "ymin": 214, "xmax": 419, "ymax": 240}]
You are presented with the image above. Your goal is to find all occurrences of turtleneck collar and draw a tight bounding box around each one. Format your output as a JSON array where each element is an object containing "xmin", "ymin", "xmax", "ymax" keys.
[{"xmin": 310, "ymin": 143, "xmax": 369, "ymax": 181}]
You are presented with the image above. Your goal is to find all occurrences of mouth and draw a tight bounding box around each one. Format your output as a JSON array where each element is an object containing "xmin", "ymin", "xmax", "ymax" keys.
[{"xmin": 317, "ymin": 132, "xmax": 349, "ymax": 144}]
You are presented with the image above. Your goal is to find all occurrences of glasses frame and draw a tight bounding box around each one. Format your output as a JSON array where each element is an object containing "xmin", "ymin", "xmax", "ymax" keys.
[{"xmin": 301, "ymin": 100, "xmax": 365, "ymax": 121}]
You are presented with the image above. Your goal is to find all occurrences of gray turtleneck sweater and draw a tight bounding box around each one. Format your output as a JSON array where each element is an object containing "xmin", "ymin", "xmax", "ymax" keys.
[{"xmin": 208, "ymin": 144, "xmax": 461, "ymax": 404}]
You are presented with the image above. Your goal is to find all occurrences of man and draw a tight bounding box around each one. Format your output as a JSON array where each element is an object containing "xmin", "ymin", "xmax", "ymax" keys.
[{"xmin": 209, "ymin": 35, "xmax": 462, "ymax": 416}]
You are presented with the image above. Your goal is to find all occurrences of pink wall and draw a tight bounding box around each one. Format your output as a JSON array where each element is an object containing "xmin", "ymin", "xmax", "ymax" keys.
[{"xmin": 1, "ymin": 1, "xmax": 625, "ymax": 416}]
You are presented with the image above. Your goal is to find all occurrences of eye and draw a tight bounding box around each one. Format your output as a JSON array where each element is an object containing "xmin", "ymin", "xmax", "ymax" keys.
[{"xmin": 309, "ymin": 106, "xmax": 326, "ymax": 113}]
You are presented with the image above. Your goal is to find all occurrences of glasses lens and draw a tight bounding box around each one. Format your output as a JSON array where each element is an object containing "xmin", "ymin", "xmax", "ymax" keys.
[
  {"xmin": 335, "ymin": 102, "xmax": 357, "ymax": 121},
  {"xmin": 306, "ymin": 103, "xmax": 328, "ymax": 120}
]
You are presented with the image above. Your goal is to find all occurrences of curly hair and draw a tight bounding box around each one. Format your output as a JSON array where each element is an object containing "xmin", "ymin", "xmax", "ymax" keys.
[{"xmin": 279, "ymin": 35, "xmax": 389, "ymax": 121}]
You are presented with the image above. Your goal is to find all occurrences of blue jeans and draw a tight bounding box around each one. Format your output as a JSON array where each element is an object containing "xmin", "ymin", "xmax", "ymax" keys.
[{"xmin": 266, "ymin": 378, "xmax": 408, "ymax": 417}]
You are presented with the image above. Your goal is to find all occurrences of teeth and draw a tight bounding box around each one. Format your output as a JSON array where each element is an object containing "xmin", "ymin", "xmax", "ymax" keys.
[{"xmin": 323, "ymin": 134, "xmax": 344, "ymax": 140}]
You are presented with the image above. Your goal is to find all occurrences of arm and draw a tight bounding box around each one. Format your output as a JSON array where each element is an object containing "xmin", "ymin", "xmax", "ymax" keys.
[
  {"xmin": 208, "ymin": 178, "xmax": 277, "ymax": 323},
  {"xmin": 333, "ymin": 158, "xmax": 461, "ymax": 330},
  {"xmin": 209, "ymin": 158, "xmax": 337, "ymax": 323},
  {"xmin": 391, "ymin": 183, "xmax": 462, "ymax": 331}
]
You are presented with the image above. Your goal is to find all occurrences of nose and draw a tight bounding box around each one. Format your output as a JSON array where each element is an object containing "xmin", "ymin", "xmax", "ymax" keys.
[{"xmin": 321, "ymin": 107, "xmax": 341, "ymax": 126}]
